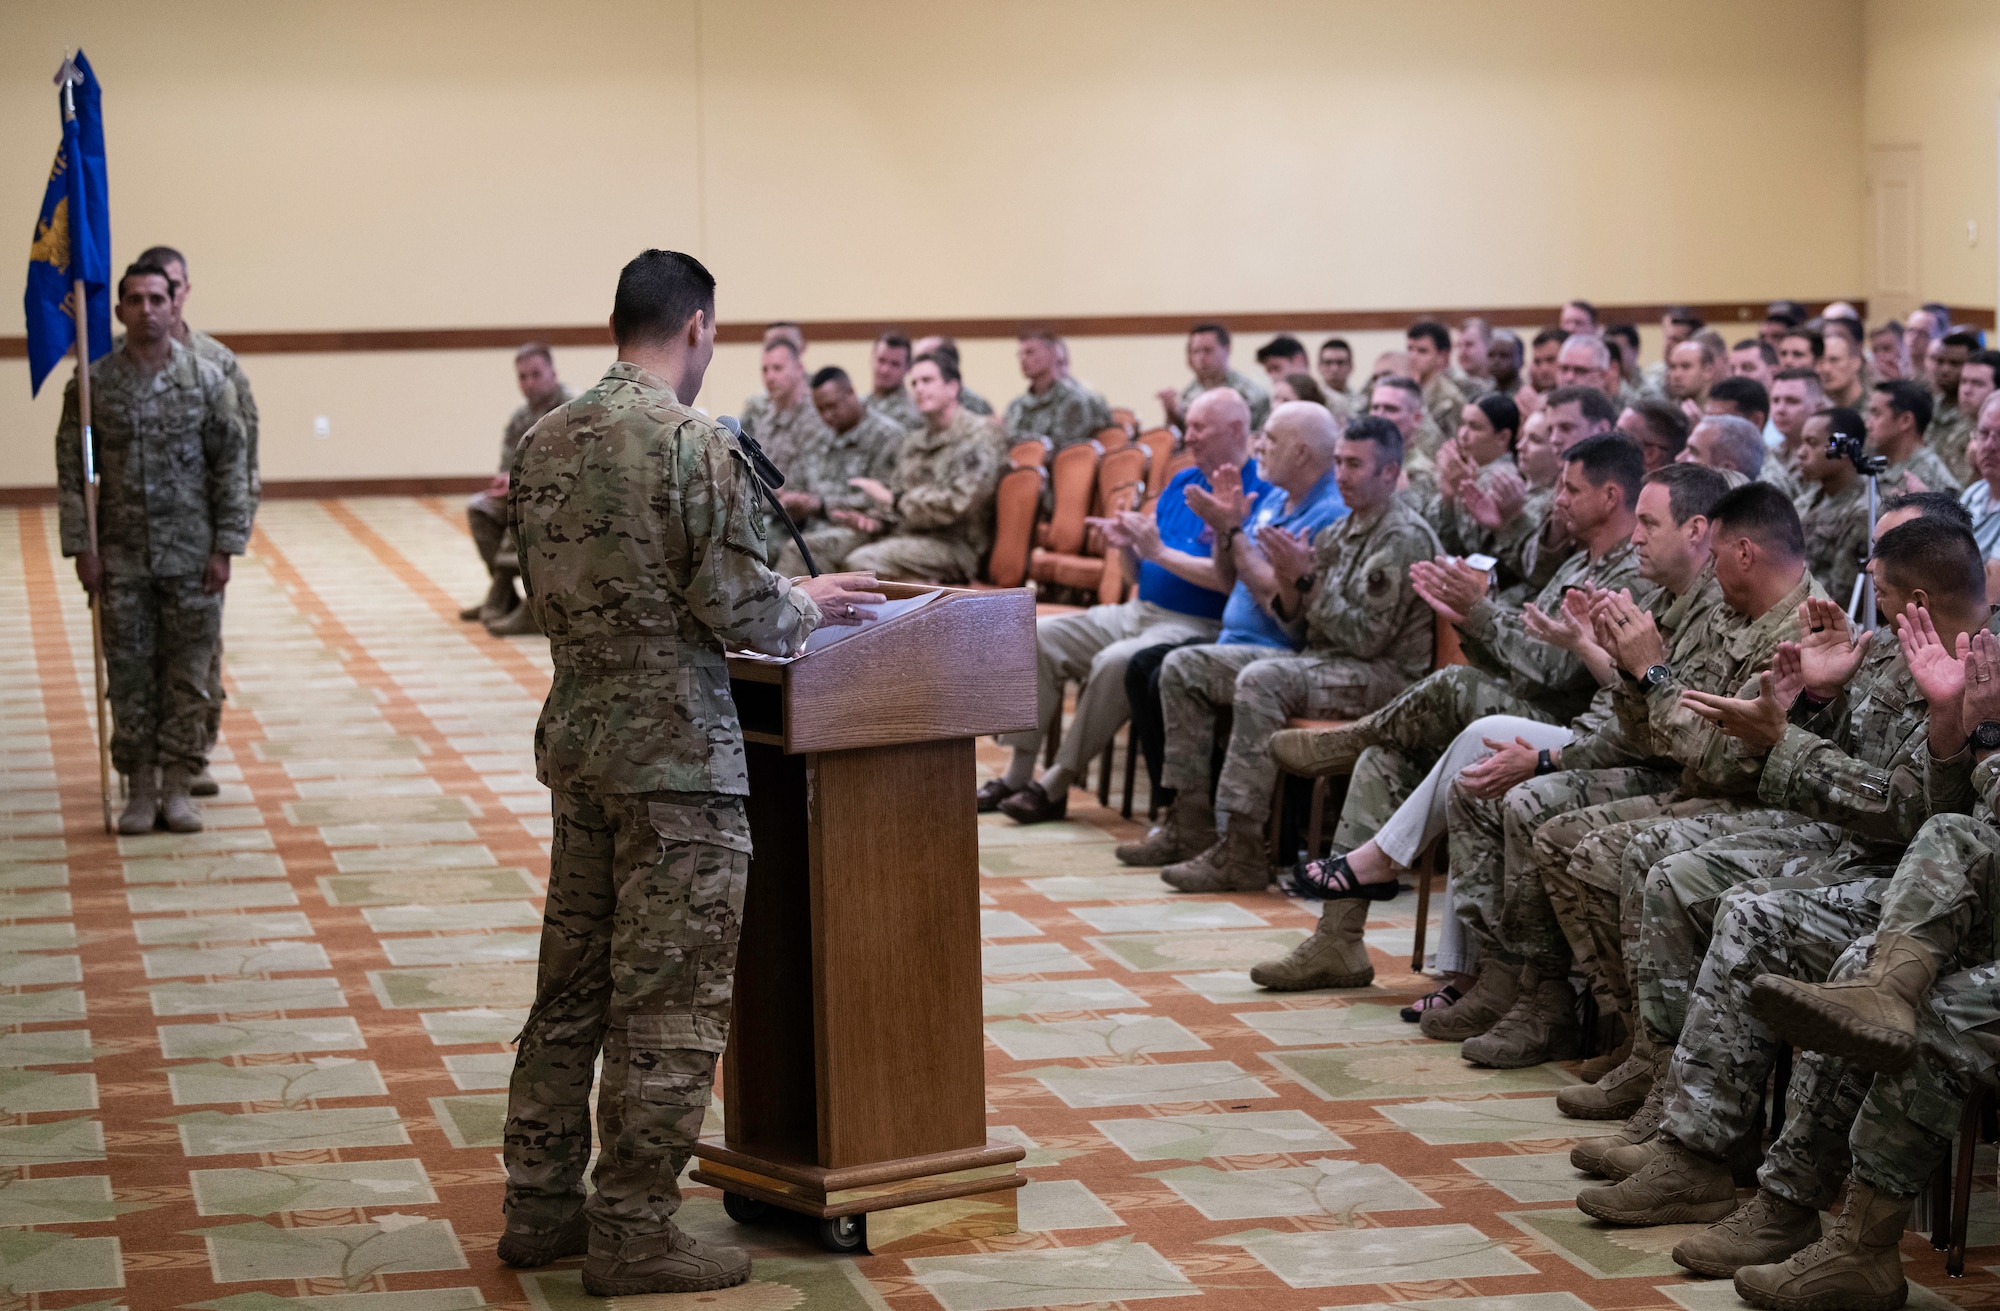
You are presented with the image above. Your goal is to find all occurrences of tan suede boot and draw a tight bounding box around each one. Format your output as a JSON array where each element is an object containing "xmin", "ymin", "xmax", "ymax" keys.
[
  {"xmin": 581, "ymin": 1225, "xmax": 751, "ymax": 1297},
  {"xmin": 1250, "ymin": 899, "xmax": 1373, "ymax": 990},
  {"xmin": 1460, "ymin": 970, "xmax": 1581, "ymax": 1068},
  {"xmin": 1750, "ymin": 935, "xmax": 1938, "ymax": 1076},
  {"xmin": 1576, "ymin": 1134, "xmax": 1740, "ymax": 1226},
  {"xmin": 1268, "ymin": 723, "xmax": 1368, "ymax": 778},
  {"xmin": 116, "ymin": 769, "xmax": 160, "ymax": 835},
  {"xmin": 1576, "ymin": 1029, "xmax": 1633, "ymax": 1084},
  {"xmin": 496, "ymin": 1208, "xmax": 588, "ymax": 1268},
  {"xmin": 1116, "ymin": 793, "xmax": 1216, "ymax": 867},
  {"xmin": 1558, "ymin": 1025, "xmax": 1657, "ymax": 1120},
  {"xmin": 1570, "ymin": 1063, "xmax": 1667, "ymax": 1177},
  {"xmin": 159, "ymin": 766, "xmax": 205, "ymax": 833},
  {"xmin": 1162, "ymin": 816, "xmax": 1269, "ymax": 893},
  {"xmin": 1419, "ymin": 956, "xmax": 1521, "ymax": 1041},
  {"xmin": 1734, "ymin": 1178, "xmax": 1911, "ymax": 1311},
  {"xmin": 1673, "ymin": 1188, "xmax": 1822, "ymax": 1279}
]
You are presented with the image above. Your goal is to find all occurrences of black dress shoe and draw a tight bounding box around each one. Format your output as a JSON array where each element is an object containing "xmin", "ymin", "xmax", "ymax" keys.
[
  {"xmin": 976, "ymin": 779, "xmax": 1019, "ymax": 812},
  {"xmin": 998, "ymin": 781, "xmax": 1068, "ymax": 825}
]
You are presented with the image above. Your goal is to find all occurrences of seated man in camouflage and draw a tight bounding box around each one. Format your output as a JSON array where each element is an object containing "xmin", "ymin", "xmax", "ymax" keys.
[
  {"xmin": 771, "ymin": 366, "xmax": 905, "ymax": 575},
  {"xmin": 1157, "ymin": 413, "xmax": 1440, "ymax": 905},
  {"xmin": 1796, "ymin": 406, "xmax": 1873, "ymax": 606},
  {"xmin": 837, "ymin": 353, "xmax": 1007, "ymax": 584},
  {"xmin": 1868, "ymin": 378, "xmax": 1961, "ymax": 496},
  {"xmin": 1004, "ymin": 330, "xmax": 1111, "ymax": 452}
]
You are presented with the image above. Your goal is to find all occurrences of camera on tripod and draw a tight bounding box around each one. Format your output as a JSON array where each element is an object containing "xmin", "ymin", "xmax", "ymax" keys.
[{"xmin": 1826, "ymin": 427, "xmax": 1888, "ymax": 476}]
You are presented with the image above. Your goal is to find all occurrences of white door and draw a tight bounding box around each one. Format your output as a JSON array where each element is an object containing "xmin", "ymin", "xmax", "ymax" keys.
[{"xmin": 1867, "ymin": 144, "xmax": 1922, "ymax": 322}]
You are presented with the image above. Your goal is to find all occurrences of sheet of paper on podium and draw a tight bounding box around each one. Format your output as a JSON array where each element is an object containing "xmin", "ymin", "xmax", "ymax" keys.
[{"xmin": 799, "ymin": 589, "xmax": 942, "ymax": 654}]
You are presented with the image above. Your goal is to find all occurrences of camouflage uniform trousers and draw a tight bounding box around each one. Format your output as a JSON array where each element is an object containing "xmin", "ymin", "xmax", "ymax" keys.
[
  {"xmin": 844, "ymin": 533, "xmax": 981, "ymax": 585},
  {"xmin": 1211, "ymin": 654, "xmax": 1411, "ymax": 823},
  {"xmin": 1490, "ymin": 769, "xmax": 1676, "ymax": 978},
  {"xmin": 1535, "ymin": 792, "xmax": 1766, "ymax": 1029},
  {"xmin": 99, "ymin": 573, "xmax": 222, "ymax": 777},
  {"xmin": 467, "ymin": 487, "xmax": 509, "ymax": 573},
  {"xmin": 1158, "ymin": 644, "xmax": 1288, "ymax": 808},
  {"xmin": 1329, "ymin": 663, "xmax": 1560, "ymax": 853},
  {"xmin": 503, "ymin": 787, "xmax": 750, "ymax": 1257},
  {"xmin": 774, "ymin": 524, "xmax": 868, "ymax": 578}
]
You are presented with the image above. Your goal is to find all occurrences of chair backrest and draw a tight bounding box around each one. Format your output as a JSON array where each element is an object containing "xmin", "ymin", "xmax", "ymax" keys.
[
  {"xmin": 1136, "ymin": 427, "xmax": 1177, "ymax": 497},
  {"xmin": 1093, "ymin": 425, "xmax": 1131, "ymax": 453},
  {"xmin": 1010, "ymin": 437, "xmax": 1052, "ymax": 468},
  {"xmin": 1085, "ymin": 446, "xmax": 1151, "ymax": 560},
  {"xmin": 1040, "ymin": 440, "xmax": 1102, "ymax": 555},
  {"xmin": 1162, "ymin": 448, "xmax": 1199, "ymax": 484},
  {"xmin": 985, "ymin": 466, "xmax": 1045, "ymax": 588},
  {"xmin": 1110, "ymin": 406, "xmax": 1139, "ymax": 435},
  {"xmin": 1435, "ymin": 615, "xmax": 1467, "ymax": 668}
]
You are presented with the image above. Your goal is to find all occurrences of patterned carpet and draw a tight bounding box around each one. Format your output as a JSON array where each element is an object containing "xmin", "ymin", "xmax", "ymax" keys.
[{"xmin": 1, "ymin": 496, "xmax": 1995, "ymax": 1311}]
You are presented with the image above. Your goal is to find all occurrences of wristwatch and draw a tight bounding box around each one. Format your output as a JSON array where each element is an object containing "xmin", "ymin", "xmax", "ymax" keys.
[
  {"xmin": 1969, "ymin": 721, "xmax": 2000, "ymax": 752},
  {"xmin": 1535, "ymin": 747, "xmax": 1556, "ymax": 776},
  {"xmin": 1638, "ymin": 664, "xmax": 1673, "ymax": 693}
]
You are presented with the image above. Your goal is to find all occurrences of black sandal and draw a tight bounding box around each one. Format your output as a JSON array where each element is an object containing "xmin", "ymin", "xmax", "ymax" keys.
[
  {"xmin": 1401, "ymin": 986, "xmax": 1462, "ymax": 1023},
  {"xmin": 1288, "ymin": 852, "xmax": 1400, "ymax": 901}
]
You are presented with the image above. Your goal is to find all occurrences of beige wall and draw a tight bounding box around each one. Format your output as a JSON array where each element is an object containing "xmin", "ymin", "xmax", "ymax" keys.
[{"xmin": 4, "ymin": 0, "xmax": 1869, "ymax": 488}]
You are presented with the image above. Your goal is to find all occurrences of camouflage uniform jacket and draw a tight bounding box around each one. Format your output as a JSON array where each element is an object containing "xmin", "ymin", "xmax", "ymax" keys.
[
  {"xmin": 958, "ymin": 386, "xmax": 996, "ymax": 418},
  {"xmin": 1882, "ymin": 443, "xmax": 1964, "ymax": 497},
  {"xmin": 1798, "ymin": 477, "xmax": 1872, "ymax": 607},
  {"xmin": 867, "ymin": 386, "xmax": 921, "ymax": 432},
  {"xmin": 56, "ymin": 338, "xmax": 250, "ymax": 577},
  {"xmin": 1179, "ymin": 367, "xmax": 1272, "ymax": 431},
  {"xmin": 1932, "ymin": 403, "xmax": 1974, "ymax": 486},
  {"xmin": 1457, "ymin": 536, "xmax": 1654, "ymax": 721},
  {"xmin": 186, "ymin": 328, "xmax": 262, "ymax": 507},
  {"xmin": 509, "ymin": 362, "xmax": 821, "ymax": 796},
  {"xmin": 1756, "ymin": 617, "xmax": 1992, "ymax": 852},
  {"xmin": 1295, "ymin": 498, "xmax": 1441, "ymax": 683},
  {"xmin": 1003, "ymin": 376, "xmax": 1112, "ymax": 451},
  {"xmin": 879, "ymin": 406, "xmax": 1008, "ymax": 560},
  {"xmin": 500, "ymin": 383, "xmax": 573, "ymax": 474},
  {"xmin": 739, "ymin": 390, "xmax": 831, "ymax": 478},
  {"xmin": 1560, "ymin": 568, "xmax": 1728, "ymax": 773},
  {"xmin": 1759, "ymin": 456, "xmax": 1805, "ymax": 504},
  {"xmin": 1422, "ymin": 370, "xmax": 1466, "ymax": 440},
  {"xmin": 791, "ymin": 409, "xmax": 906, "ymax": 521},
  {"xmin": 1427, "ymin": 453, "xmax": 1540, "ymax": 594}
]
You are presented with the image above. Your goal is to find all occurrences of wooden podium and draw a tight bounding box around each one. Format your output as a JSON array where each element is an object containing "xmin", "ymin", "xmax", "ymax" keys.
[{"xmin": 689, "ymin": 583, "xmax": 1038, "ymax": 1254}]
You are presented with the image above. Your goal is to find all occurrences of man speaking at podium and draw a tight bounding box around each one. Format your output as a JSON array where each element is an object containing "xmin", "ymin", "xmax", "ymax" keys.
[{"xmin": 497, "ymin": 249, "xmax": 884, "ymax": 1297}]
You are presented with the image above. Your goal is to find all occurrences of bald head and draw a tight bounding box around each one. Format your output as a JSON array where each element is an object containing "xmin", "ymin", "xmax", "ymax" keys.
[
  {"xmin": 1182, "ymin": 386, "xmax": 1252, "ymax": 475},
  {"xmin": 1261, "ymin": 400, "xmax": 1342, "ymax": 498},
  {"xmin": 1187, "ymin": 385, "xmax": 1250, "ymax": 434}
]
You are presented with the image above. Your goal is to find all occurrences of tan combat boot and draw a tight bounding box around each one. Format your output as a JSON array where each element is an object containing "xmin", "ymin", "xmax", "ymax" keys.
[
  {"xmin": 159, "ymin": 766, "xmax": 205, "ymax": 833},
  {"xmin": 581, "ymin": 1224, "xmax": 751, "ymax": 1297},
  {"xmin": 1576, "ymin": 1134, "xmax": 1740, "ymax": 1226},
  {"xmin": 1558, "ymin": 1025, "xmax": 1658, "ymax": 1120},
  {"xmin": 1419, "ymin": 956, "xmax": 1521, "ymax": 1041},
  {"xmin": 1734, "ymin": 1178, "xmax": 1911, "ymax": 1311},
  {"xmin": 1750, "ymin": 936, "xmax": 1938, "ymax": 1076},
  {"xmin": 1673, "ymin": 1188, "xmax": 1823, "ymax": 1278},
  {"xmin": 1250, "ymin": 899, "xmax": 1373, "ymax": 990},
  {"xmin": 1162, "ymin": 816, "xmax": 1269, "ymax": 893},
  {"xmin": 116, "ymin": 769, "xmax": 160, "ymax": 835},
  {"xmin": 497, "ymin": 1208, "xmax": 589, "ymax": 1268},
  {"xmin": 1460, "ymin": 969, "xmax": 1581, "ymax": 1068},
  {"xmin": 1571, "ymin": 1068, "xmax": 1667, "ymax": 1177},
  {"xmin": 1267, "ymin": 723, "xmax": 1368, "ymax": 778},
  {"xmin": 188, "ymin": 766, "xmax": 220, "ymax": 797},
  {"xmin": 1116, "ymin": 793, "xmax": 1216, "ymax": 867},
  {"xmin": 1575, "ymin": 1028, "xmax": 1632, "ymax": 1084}
]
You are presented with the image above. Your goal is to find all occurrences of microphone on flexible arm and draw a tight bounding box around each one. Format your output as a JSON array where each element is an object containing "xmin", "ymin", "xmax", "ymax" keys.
[{"xmin": 718, "ymin": 415, "xmax": 822, "ymax": 577}]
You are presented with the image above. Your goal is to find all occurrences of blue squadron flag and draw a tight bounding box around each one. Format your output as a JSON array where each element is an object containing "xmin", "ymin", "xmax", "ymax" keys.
[{"xmin": 25, "ymin": 51, "xmax": 111, "ymax": 396}]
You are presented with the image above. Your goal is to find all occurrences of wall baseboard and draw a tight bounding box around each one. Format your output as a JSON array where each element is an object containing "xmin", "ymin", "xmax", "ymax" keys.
[{"xmin": 0, "ymin": 476, "xmax": 490, "ymax": 507}]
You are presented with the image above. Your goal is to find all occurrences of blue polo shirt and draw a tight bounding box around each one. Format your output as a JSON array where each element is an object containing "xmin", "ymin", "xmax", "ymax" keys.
[
  {"xmin": 1216, "ymin": 468, "xmax": 1349, "ymax": 648},
  {"xmin": 1138, "ymin": 459, "xmax": 1269, "ymax": 620}
]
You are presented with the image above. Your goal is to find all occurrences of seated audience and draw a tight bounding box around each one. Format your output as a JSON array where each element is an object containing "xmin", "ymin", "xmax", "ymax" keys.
[
  {"xmin": 740, "ymin": 336, "xmax": 830, "ymax": 474},
  {"xmin": 1272, "ymin": 371, "xmax": 1334, "ymax": 411},
  {"xmin": 912, "ymin": 336, "xmax": 993, "ymax": 415},
  {"xmin": 1407, "ymin": 320, "xmax": 1466, "ymax": 434},
  {"xmin": 1817, "ymin": 318, "xmax": 1867, "ymax": 408},
  {"xmin": 1003, "ymin": 331, "xmax": 1110, "ymax": 451},
  {"xmin": 1868, "ymin": 377, "xmax": 1959, "ymax": 494},
  {"xmin": 866, "ymin": 332, "xmax": 921, "ymax": 431},
  {"xmin": 461, "ymin": 342, "xmax": 571, "ymax": 627},
  {"xmin": 1454, "ymin": 316, "xmax": 1494, "ymax": 393},
  {"xmin": 1665, "ymin": 337, "xmax": 1724, "ymax": 414},
  {"xmin": 1525, "ymin": 327, "xmax": 1568, "ymax": 405},
  {"xmin": 1370, "ymin": 373, "xmax": 1445, "ymax": 467},
  {"xmin": 1617, "ymin": 398, "xmax": 1691, "ymax": 470},
  {"xmin": 1869, "ymin": 318, "xmax": 1908, "ymax": 382},
  {"xmin": 1766, "ymin": 366, "xmax": 1825, "ymax": 473},
  {"xmin": 1157, "ymin": 322, "xmax": 1271, "ymax": 430},
  {"xmin": 771, "ymin": 366, "xmax": 907, "ymax": 575},
  {"xmin": 1317, "ymin": 336, "xmax": 1356, "ymax": 404},
  {"xmin": 1645, "ymin": 307, "xmax": 1703, "ymax": 393},
  {"xmin": 1255, "ymin": 334, "xmax": 1311, "ymax": 384},
  {"xmin": 1486, "ymin": 329, "xmax": 1525, "ymax": 397},
  {"xmin": 1958, "ymin": 393, "xmax": 2000, "ymax": 592},
  {"xmin": 1679, "ymin": 413, "xmax": 1765, "ymax": 481},
  {"xmin": 1561, "ymin": 299, "xmax": 1600, "ymax": 335},
  {"xmin": 1705, "ymin": 377, "xmax": 1798, "ymax": 498},
  {"xmin": 1556, "ymin": 334, "xmax": 1615, "ymax": 399},
  {"xmin": 1777, "ymin": 325, "xmax": 1822, "ymax": 374},
  {"xmin": 1795, "ymin": 406, "xmax": 1874, "ymax": 607},
  {"xmin": 1928, "ymin": 334, "xmax": 1989, "ymax": 482},
  {"xmin": 836, "ymin": 352, "xmax": 1006, "ymax": 583}
]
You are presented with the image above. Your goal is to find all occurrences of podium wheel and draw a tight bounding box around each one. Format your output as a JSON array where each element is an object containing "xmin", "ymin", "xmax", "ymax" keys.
[
  {"xmin": 722, "ymin": 1192, "xmax": 772, "ymax": 1225},
  {"xmin": 818, "ymin": 1214, "xmax": 866, "ymax": 1254}
]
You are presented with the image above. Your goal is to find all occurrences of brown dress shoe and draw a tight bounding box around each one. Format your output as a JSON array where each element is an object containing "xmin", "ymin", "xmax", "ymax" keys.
[
  {"xmin": 999, "ymin": 781, "xmax": 1068, "ymax": 824},
  {"xmin": 976, "ymin": 779, "xmax": 1019, "ymax": 812}
]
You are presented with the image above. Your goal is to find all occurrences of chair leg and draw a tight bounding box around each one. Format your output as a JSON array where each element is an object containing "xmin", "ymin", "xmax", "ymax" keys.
[
  {"xmin": 1097, "ymin": 739, "xmax": 1114, "ymax": 808},
  {"xmin": 1120, "ymin": 724, "xmax": 1138, "ymax": 821},
  {"xmin": 1949, "ymin": 1091, "xmax": 1984, "ymax": 1276},
  {"xmin": 1268, "ymin": 772, "xmax": 1288, "ymax": 868},
  {"xmin": 1410, "ymin": 840, "xmax": 1435, "ymax": 973},
  {"xmin": 1932, "ymin": 1147, "xmax": 1954, "ymax": 1252},
  {"xmin": 1305, "ymin": 778, "xmax": 1328, "ymax": 863}
]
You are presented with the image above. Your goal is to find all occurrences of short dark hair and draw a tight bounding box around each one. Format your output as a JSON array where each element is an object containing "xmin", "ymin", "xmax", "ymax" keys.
[
  {"xmin": 1769, "ymin": 300, "xmax": 1808, "ymax": 323},
  {"xmin": 1319, "ymin": 337, "xmax": 1351, "ymax": 357},
  {"xmin": 1967, "ymin": 350, "xmax": 2000, "ymax": 378},
  {"xmin": 1566, "ymin": 299, "xmax": 1600, "ymax": 325},
  {"xmin": 1708, "ymin": 376, "xmax": 1770, "ymax": 424},
  {"xmin": 135, "ymin": 244, "xmax": 186, "ymax": 275},
  {"xmin": 1373, "ymin": 374, "xmax": 1423, "ymax": 404},
  {"xmin": 809, "ymin": 365, "xmax": 852, "ymax": 391},
  {"xmin": 1783, "ymin": 327, "xmax": 1825, "ymax": 360},
  {"xmin": 1190, "ymin": 322, "xmax": 1231, "ymax": 348},
  {"xmin": 1882, "ymin": 489, "xmax": 1975, "ymax": 531},
  {"xmin": 876, "ymin": 332, "xmax": 912, "ymax": 359},
  {"xmin": 1256, "ymin": 334, "xmax": 1308, "ymax": 364},
  {"xmin": 1873, "ymin": 518, "xmax": 1986, "ymax": 606},
  {"xmin": 1942, "ymin": 331, "xmax": 1982, "ymax": 354},
  {"xmin": 1546, "ymin": 385, "xmax": 1619, "ymax": 428},
  {"xmin": 1406, "ymin": 320, "xmax": 1451, "ymax": 353},
  {"xmin": 926, "ymin": 339, "xmax": 963, "ymax": 369},
  {"xmin": 1872, "ymin": 320, "xmax": 1905, "ymax": 342},
  {"xmin": 1643, "ymin": 463, "xmax": 1731, "ymax": 526},
  {"xmin": 1874, "ymin": 378, "xmax": 1934, "ymax": 435},
  {"xmin": 117, "ymin": 261, "xmax": 173, "ymax": 299},
  {"xmin": 1773, "ymin": 366, "xmax": 1824, "ymax": 390},
  {"xmin": 1018, "ymin": 328, "xmax": 1062, "ymax": 347},
  {"xmin": 1471, "ymin": 391, "xmax": 1521, "ymax": 441},
  {"xmin": 1764, "ymin": 311, "xmax": 1802, "ymax": 332},
  {"xmin": 1563, "ymin": 433, "xmax": 1646, "ymax": 510},
  {"xmin": 912, "ymin": 351, "xmax": 961, "ymax": 386},
  {"xmin": 1533, "ymin": 327, "xmax": 1570, "ymax": 349},
  {"xmin": 1343, "ymin": 414, "xmax": 1404, "ymax": 466},
  {"xmin": 515, "ymin": 340, "xmax": 554, "ymax": 366},
  {"xmin": 611, "ymin": 249, "xmax": 716, "ymax": 347},
  {"xmin": 1710, "ymin": 483, "xmax": 1805, "ymax": 561},
  {"xmin": 1627, "ymin": 399, "xmax": 1691, "ymax": 458},
  {"xmin": 1733, "ymin": 338, "xmax": 1780, "ymax": 368},
  {"xmin": 1815, "ymin": 405, "xmax": 1867, "ymax": 451}
]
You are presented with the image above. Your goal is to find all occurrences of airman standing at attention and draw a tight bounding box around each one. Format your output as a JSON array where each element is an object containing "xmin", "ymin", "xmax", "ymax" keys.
[{"xmin": 498, "ymin": 249, "xmax": 883, "ymax": 1298}]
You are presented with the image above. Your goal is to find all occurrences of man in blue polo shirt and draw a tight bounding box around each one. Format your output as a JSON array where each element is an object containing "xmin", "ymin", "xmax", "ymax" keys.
[
  {"xmin": 983, "ymin": 390, "xmax": 1267, "ymax": 823},
  {"xmin": 1116, "ymin": 400, "xmax": 1349, "ymax": 865}
]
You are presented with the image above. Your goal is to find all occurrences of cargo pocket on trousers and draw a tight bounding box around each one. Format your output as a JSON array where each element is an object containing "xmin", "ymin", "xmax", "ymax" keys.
[{"xmin": 644, "ymin": 801, "xmax": 752, "ymax": 1035}]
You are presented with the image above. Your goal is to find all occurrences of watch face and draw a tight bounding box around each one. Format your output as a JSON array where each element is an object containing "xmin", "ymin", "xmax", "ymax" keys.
[
  {"xmin": 1977, "ymin": 722, "xmax": 2000, "ymax": 749},
  {"xmin": 1646, "ymin": 665, "xmax": 1671, "ymax": 687}
]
